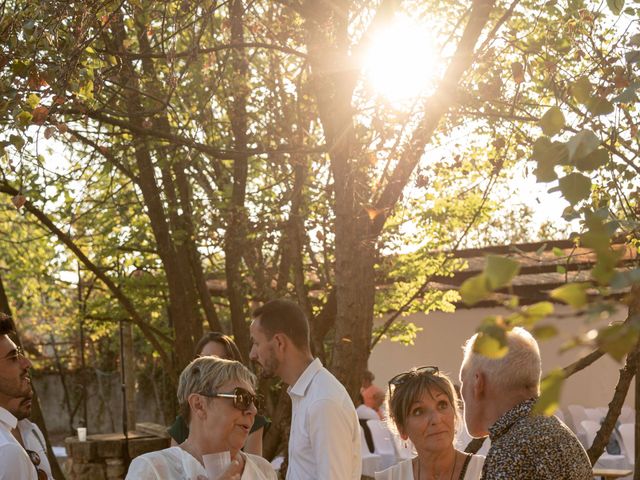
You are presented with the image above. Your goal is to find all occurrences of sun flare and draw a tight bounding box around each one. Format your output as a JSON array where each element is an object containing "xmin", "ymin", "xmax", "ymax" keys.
[{"xmin": 363, "ymin": 16, "xmax": 440, "ymax": 104}]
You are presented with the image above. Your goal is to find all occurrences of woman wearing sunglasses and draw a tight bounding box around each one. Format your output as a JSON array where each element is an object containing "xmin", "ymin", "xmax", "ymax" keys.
[
  {"xmin": 375, "ymin": 366, "xmax": 484, "ymax": 480},
  {"xmin": 127, "ymin": 356, "xmax": 276, "ymax": 479},
  {"xmin": 168, "ymin": 332, "xmax": 268, "ymax": 456}
]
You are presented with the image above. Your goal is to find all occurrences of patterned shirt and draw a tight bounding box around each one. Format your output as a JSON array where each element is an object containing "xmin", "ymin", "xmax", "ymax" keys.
[{"xmin": 482, "ymin": 398, "xmax": 592, "ymax": 480}]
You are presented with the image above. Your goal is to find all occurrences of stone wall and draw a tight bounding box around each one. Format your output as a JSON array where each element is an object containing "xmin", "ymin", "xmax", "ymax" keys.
[
  {"xmin": 32, "ymin": 370, "xmax": 169, "ymax": 436},
  {"xmin": 65, "ymin": 432, "xmax": 170, "ymax": 480}
]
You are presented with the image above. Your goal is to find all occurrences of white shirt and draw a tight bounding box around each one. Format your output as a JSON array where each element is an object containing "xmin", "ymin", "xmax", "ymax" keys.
[
  {"xmin": 374, "ymin": 455, "xmax": 485, "ymax": 480},
  {"xmin": 287, "ymin": 358, "xmax": 361, "ymax": 480},
  {"xmin": 0, "ymin": 407, "xmax": 38, "ymax": 480},
  {"xmin": 356, "ymin": 404, "xmax": 380, "ymax": 421},
  {"xmin": 18, "ymin": 418, "xmax": 53, "ymax": 480},
  {"xmin": 125, "ymin": 446, "xmax": 276, "ymax": 480}
]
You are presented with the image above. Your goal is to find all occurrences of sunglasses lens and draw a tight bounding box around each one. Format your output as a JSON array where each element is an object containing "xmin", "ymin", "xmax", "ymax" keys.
[{"xmin": 234, "ymin": 388, "xmax": 254, "ymax": 410}]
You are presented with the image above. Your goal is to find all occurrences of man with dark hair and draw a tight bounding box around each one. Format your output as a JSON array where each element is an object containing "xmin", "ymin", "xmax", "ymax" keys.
[
  {"xmin": 0, "ymin": 316, "xmax": 40, "ymax": 479},
  {"xmin": 249, "ymin": 299, "xmax": 361, "ymax": 479}
]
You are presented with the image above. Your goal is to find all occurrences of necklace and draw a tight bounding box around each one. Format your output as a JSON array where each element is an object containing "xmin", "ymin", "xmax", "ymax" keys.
[{"xmin": 416, "ymin": 451, "xmax": 459, "ymax": 480}]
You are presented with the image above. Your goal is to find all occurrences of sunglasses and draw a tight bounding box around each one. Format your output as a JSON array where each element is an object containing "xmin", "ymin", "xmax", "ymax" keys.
[
  {"xmin": 200, "ymin": 387, "xmax": 262, "ymax": 411},
  {"xmin": 388, "ymin": 365, "xmax": 439, "ymax": 397},
  {"xmin": 26, "ymin": 449, "xmax": 48, "ymax": 480}
]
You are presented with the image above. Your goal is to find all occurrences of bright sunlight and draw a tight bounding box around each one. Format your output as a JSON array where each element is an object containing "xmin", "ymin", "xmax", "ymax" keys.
[{"xmin": 363, "ymin": 15, "xmax": 441, "ymax": 104}]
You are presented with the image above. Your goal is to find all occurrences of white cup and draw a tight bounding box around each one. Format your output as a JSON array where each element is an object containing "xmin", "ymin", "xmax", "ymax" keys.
[
  {"xmin": 77, "ymin": 427, "xmax": 87, "ymax": 442},
  {"xmin": 203, "ymin": 451, "xmax": 231, "ymax": 479}
]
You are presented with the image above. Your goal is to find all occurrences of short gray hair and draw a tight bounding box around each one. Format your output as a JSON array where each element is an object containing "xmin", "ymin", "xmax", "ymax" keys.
[
  {"xmin": 461, "ymin": 327, "xmax": 541, "ymax": 394},
  {"xmin": 177, "ymin": 356, "xmax": 256, "ymax": 423}
]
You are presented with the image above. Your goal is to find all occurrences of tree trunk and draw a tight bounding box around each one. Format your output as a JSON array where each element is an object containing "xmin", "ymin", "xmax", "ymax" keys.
[{"xmin": 224, "ymin": 0, "xmax": 252, "ymax": 358}]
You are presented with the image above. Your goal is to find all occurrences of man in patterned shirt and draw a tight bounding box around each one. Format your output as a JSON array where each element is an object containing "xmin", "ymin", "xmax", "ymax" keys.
[{"xmin": 459, "ymin": 327, "xmax": 592, "ymax": 479}]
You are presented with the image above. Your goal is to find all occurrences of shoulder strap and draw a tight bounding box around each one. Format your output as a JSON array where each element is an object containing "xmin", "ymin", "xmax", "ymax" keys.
[{"xmin": 458, "ymin": 453, "xmax": 473, "ymax": 480}]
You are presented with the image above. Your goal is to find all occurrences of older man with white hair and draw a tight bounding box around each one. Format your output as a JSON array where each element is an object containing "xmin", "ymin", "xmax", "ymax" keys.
[{"xmin": 459, "ymin": 327, "xmax": 592, "ymax": 479}]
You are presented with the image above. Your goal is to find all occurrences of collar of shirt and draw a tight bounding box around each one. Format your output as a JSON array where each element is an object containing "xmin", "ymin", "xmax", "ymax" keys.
[
  {"xmin": 488, "ymin": 397, "xmax": 537, "ymax": 441},
  {"xmin": 288, "ymin": 358, "xmax": 322, "ymax": 398},
  {"xmin": 0, "ymin": 406, "xmax": 18, "ymax": 432}
]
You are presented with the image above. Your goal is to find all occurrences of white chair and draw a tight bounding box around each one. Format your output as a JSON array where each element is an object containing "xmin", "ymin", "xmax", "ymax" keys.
[
  {"xmin": 567, "ymin": 404, "xmax": 588, "ymax": 433},
  {"xmin": 360, "ymin": 425, "xmax": 381, "ymax": 477},
  {"xmin": 620, "ymin": 407, "xmax": 634, "ymax": 424},
  {"xmin": 367, "ymin": 419, "xmax": 398, "ymax": 470},
  {"xmin": 619, "ymin": 423, "xmax": 634, "ymax": 466},
  {"xmin": 580, "ymin": 420, "xmax": 629, "ymax": 470}
]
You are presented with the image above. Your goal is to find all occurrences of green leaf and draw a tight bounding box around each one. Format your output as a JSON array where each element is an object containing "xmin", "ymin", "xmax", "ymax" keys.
[
  {"xmin": 523, "ymin": 301, "xmax": 554, "ymax": 320},
  {"xmin": 473, "ymin": 327, "xmax": 509, "ymax": 359},
  {"xmin": 571, "ymin": 77, "xmax": 592, "ymax": 104},
  {"xmin": 26, "ymin": 93, "xmax": 40, "ymax": 109},
  {"xmin": 586, "ymin": 96, "xmax": 615, "ymax": 116},
  {"xmin": 625, "ymin": 51, "xmax": 640, "ymax": 64},
  {"xmin": 539, "ymin": 107, "xmax": 565, "ymax": 136},
  {"xmin": 9, "ymin": 134, "xmax": 25, "ymax": 150},
  {"xmin": 612, "ymin": 81, "xmax": 640, "ymax": 103},
  {"xmin": 460, "ymin": 274, "xmax": 490, "ymax": 306},
  {"xmin": 566, "ymin": 130, "xmax": 599, "ymax": 162},
  {"xmin": 607, "ymin": 0, "xmax": 625, "ymax": 14},
  {"xmin": 16, "ymin": 110, "xmax": 32, "ymax": 127},
  {"xmin": 630, "ymin": 34, "xmax": 640, "ymax": 46},
  {"xmin": 531, "ymin": 137, "xmax": 568, "ymax": 182},
  {"xmin": 532, "ymin": 324, "xmax": 559, "ymax": 340},
  {"xmin": 533, "ymin": 368, "xmax": 565, "ymax": 416},
  {"xmin": 485, "ymin": 255, "xmax": 521, "ymax": 290},
  {"xmin": 558, "ymin": 172, "xmax": 591, "ymax": 205},
  {"xmin": 597, "ymin": 324, "xmax": 639, "ymax": 362},
  {"xmin": 575, "ymin": 148, "xmax": 608, "ymax": 172},
  {"xmin": 550, "ymin": 283, "xmax": 589, "ymax": 308}
]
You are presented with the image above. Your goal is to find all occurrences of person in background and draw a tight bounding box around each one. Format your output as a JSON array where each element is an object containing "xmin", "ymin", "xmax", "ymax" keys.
[
  {"xmin": 357, "ymin": 385, "xmax": 386, "ymax": 421},
  {"xmin": 375, "ymin": 366, "xmax": 484, "ymax": 480},
  {"xmin": 249, "ymin": 299, "xmax": 361, "ymax": 479},
  {"xmin": 168, "ymin": 332, "xmax": 267, "ymax": 456},
  {"xmin": 0, "ymin": 315, "xmax": 40, "ymax": 480},
  {"xmin": 127, "ymin": 356, "xmax": 276, "ymax": 480},
  {"xmin": 459, "ymin": 327, "xmax": 591, "ymax": 479}
]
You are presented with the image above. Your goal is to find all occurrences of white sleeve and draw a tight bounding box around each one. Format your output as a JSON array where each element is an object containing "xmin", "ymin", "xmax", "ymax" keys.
[
  {"xmin": 308, "ymin": 398, "xmax": 359, "ymax": 479},
  {"xmin": 125, "ymin": 455, "xmax": 161, "ymax": 480},
  {"xmin": 0, "ymin": 443, "xmax": 37, "ymax": 480}
]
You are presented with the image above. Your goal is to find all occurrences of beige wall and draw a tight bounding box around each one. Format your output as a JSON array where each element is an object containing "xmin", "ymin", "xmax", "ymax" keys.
[{"xmin": 368, "ymin": 304, "xmax": 634, "ymax": 410}]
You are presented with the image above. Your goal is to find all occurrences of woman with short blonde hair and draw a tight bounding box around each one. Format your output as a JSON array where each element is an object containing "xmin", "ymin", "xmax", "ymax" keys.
[{"xmin": 126, "ymin": 356, "xmax": 276, "ymax": 480}]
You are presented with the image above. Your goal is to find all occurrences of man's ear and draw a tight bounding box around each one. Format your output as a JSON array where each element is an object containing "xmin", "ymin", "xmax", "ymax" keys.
[
  {"xmin": 272, "ymin": 333, "xmax": 287, "ymax": 353},
  {"xmin": 473, "ymin": 371, "xmax": 485, "ymax": 399}
]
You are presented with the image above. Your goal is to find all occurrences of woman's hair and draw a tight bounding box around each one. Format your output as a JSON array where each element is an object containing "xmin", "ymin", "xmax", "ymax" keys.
[
  {"xmin": 461, "ymin": 326, "xmax": 541, "ymax": 395},
  {"xmin": 194, "ymin": 332, "xmax": 244, "ymax": 362},
  {"xmin": 177, "ymin": 356, "xmax": 256, "ymax": 423},
  {"xmin": 387, "ymin": 368, "xmax": 460, "ymax": 436}
]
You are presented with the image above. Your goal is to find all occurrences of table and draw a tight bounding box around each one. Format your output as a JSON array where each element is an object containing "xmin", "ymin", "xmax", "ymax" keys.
[{"xmin": 592, "ymin": 467, "xmax": 633, "ymax": 480}]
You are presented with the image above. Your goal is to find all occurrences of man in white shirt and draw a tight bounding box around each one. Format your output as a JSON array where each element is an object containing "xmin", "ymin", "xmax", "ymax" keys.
[
  {"xmin": 249, "ymin": 299, "xmax": 361, "ymax": 480},
  {"xmin": 11, "ymin": 392, "xmax": 53, "ymax": 479},
  {"xmin": 0, "ymin": 315, "xmax": 39, "ymax": 480}
]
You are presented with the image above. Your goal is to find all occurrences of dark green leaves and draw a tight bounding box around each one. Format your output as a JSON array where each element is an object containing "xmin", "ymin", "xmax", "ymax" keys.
[
  {"xmin": 597, "ymin": 322, "xmax": 640, "ymax": 362},
  {"xmin": 576, "ymin": 148, "xmax": 609, "ymax": 172},
  {"xmin": 531, "ymin": 137, "xmax": 568, "ymax": 182},
  {"xmin": 566, "ymin": 130, "xmax": 599, "ymax": 163},
  {"xmin": 571, "ymin": 77, "xmax": 592, "ymax": 104},
  {"xmin": 607, "ymin": 0, "xmax": 624, "ymax": 15},
  {"xmin": 586, "ymin": 96, "xmax": 614, "ymax": 116},
  {"xmin": 539, "ymin": 106, "xmax": 565, "ymax": 136},
  {"xmin": 557, "ymin": 172, "xmax": 592, "ymax": 204}
]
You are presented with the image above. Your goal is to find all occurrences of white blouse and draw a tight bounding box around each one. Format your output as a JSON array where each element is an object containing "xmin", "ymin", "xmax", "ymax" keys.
[
  {"xmin": 125, "ymin": 446, "xmax": 277, "ymax": 480},
  {"xmin": 375, "ymin": 455, "xmax": 485, "ymax": 480}
]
